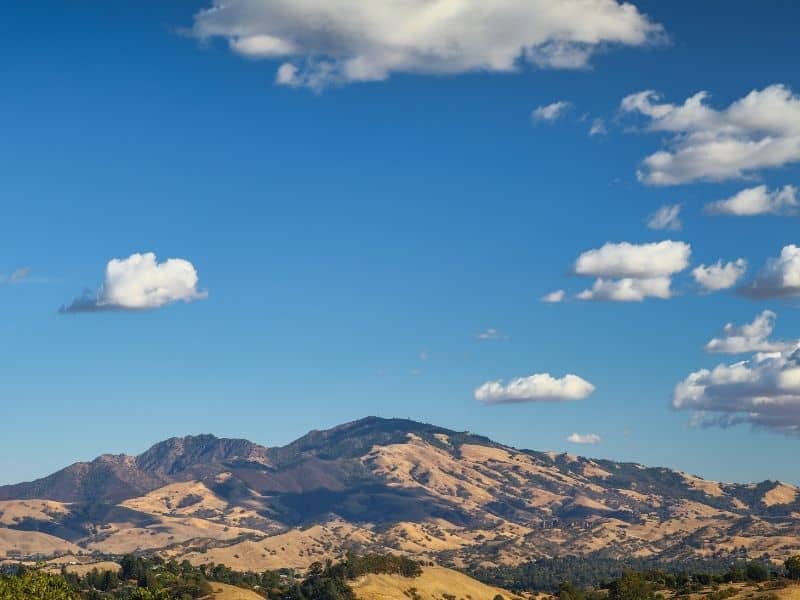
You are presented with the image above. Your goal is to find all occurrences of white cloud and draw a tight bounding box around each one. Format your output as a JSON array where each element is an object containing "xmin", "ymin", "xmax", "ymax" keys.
[
  {"xmin": 692, "ymin": 258, "xmax": 747, "ymax": 292},
  {"xmin": 574, "ymin": 240, "xmax": 691, "ymax": 278},
  {"xmin": 673, "ymin": 344, "xmax": 800, "ymax": 435},
  {"xmin": 589, "ymin": 118, "xmax": 607, "ymax": 136},
  {"xmin": 705, "ymin": 185, "xmax": 799, "ymax": 216},
  {"xmin": 1, "ymin": 267, "xmax": 30, "ymax": 284},
  {"xmin": 572, "ymin": 240, "xmax": 690, "ymax": 302},
  {"xmin": 61, "ymin": 252, "xmax": 207, "ymax": 313},
  {"xmin": 475, "ymin": 372, "xmax": 595, "ymax": 404},
  {"xmin": 541, "ymin": 289, "xmax": 566, "ymax": 303},
  {"xmin": 620, "ymin": 84, "xmax": 800, "ymax": 184},
  {"xmin": 705, "ymin": 310, "xmax": 790, "ymax": 354},
  {"xmin": 741, "ymin": 244, "xmax": 800, "ymax": 299},
  {"xmin": 576, "ymin": 276, "xmax": 672, "ymax": 301},
  {"xmin": 647, "ymin": 204, "xmax": 682, "ymax": 230},
  {"xmin": 566, "ymin": 432, "xmax": 601, "ymax": 444},
  {"xmin": 532, "ymin": 101, "xmax": 571, "ymax": 123},
  {"xmin": 476, "ymin": 328, "xmax": 508, "ymax": 341},
  {"xmin": 192, "ymin": 0, "xmax": 662, "ymax": 90}
]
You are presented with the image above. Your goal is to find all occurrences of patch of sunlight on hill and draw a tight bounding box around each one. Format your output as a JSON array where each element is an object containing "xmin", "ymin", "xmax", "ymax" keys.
[
  {"xmin": 210, "ymin": 581, "xmax": 265, "ymax": 599},
  {"xmin": 351, "ymin": 566, "xmax": 523, "ymax": 600}
]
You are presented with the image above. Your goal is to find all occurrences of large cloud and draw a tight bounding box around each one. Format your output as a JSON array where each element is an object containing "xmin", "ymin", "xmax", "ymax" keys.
[
  {"xmin": 705, "ymin": 310, "xmax": 790, "ymax": 354},
  {"xmin": 475, "ymin": 372, "xmax": 595, "ymax": 404},
  {"xmin": 740, "ymin": 244, "xmax": 800, "ymax": 299},
  {"xmin": 191, "ymin": 0, "xmax": 662, "ymax": 90},
  {"xmin": 621, "ymin": 84, "xmax": 800, "ymax": 184},
  {"xmin": 673, "ymin": 345, "xmax": 800, "ymax": 435},
  {"xmin": 573, "ymin": 240, "xmax": 690, "ymax": 301},
  {"xmin": 705, "ymin": 185, "xmax": 799, "ymax": 217},
  {"xmin": 61, "ymin": 252, "xmax": 207, "ymax": 313},
  {"xmin": 692, "ymin": 259, "xmax": 747, "ymax": 292}
]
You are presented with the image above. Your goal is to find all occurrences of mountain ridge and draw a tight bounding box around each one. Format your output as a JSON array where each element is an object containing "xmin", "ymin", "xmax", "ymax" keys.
[{"xmin": 1, "ymin": 417, "xmax": 798, "ymax": 568}]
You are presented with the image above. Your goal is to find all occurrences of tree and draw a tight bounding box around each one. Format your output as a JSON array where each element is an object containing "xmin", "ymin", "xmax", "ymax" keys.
[
  {"xmin": 745, "ymin": 562, "xmax": 768, "ymax": 582},
  {"xmin": 559, "ymin": 582, "xmax": 585, "ymax": 600},
  {"xmin": 786, "ymin": 556, "xmax": 800, "ymax": 580},
  {"xmin": 608, "ymin": 572, "xmax": 657, "ymax": 600},
  {"xmin": 0, "ymin": 571, "xmax": 78, "ymax": 600}
]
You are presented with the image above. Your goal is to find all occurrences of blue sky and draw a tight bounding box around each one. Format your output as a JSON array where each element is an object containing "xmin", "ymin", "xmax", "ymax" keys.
[{"xmin": 2, "ymin": 0, "xmax": 800, "ymax": 486}]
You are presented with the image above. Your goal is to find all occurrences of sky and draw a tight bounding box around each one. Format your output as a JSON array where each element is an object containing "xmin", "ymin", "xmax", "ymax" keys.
[{"xmin": 2, "ymin": 0, "xmax": 800, "ymax": 486}]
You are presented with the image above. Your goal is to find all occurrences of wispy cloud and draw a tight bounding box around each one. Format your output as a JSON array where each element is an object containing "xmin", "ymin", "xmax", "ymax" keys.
[
  {"xmin": 532, "ymin": 101, "xmax": 571, "ymax": 123},
  {"xmin": 646, "ymin": 204, "xmax": 682, "ymax": 231}
]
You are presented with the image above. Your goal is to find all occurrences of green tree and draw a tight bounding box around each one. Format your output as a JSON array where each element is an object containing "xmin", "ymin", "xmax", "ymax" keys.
[
  {"xmin": 0, "ymin": 570, "xmax": 78, "ymax": 600},
  {"xmin": 745, "ymin": 562, "xmax": 769, "ymax": 582},
  {"xmin": 608, "ymin": 572, "xmax": 658, "ymax": 600},
  {"xmin": 786, "ymin": 556, "xmax": 800, "ymax": 580}
]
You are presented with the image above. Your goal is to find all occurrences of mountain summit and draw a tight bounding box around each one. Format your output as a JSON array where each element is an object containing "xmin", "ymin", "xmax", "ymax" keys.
[{"xmin": 0, "ymin": 417, "xmax": 798, "ymax": 569}]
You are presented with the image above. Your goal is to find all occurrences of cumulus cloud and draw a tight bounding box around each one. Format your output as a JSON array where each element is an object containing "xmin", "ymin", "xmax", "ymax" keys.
[
  {"xmin": 475, "ymin": 372, "xmax": 595, "ymax": 404},
  {"xmin": 574, "ymin": 240, "xmax": 691, "ymax": 278},
  {"xmin": 541, "ymin": 289, "xmax": 566, "ymax": 303},
  {"xmin": 532, "ymin": 101, "xmax": 571, "ymax": 123},
  {"xmin": 61, "ymin": 252, "xmax": 207, "ymax": 313},
  {"xmin": 566, "ymin": 432, "xmax": 601, "ymax": 444},
  {"xmin": 620, "ymin": 84, "xmax": 800, "ymax": 184},
  {"xmin": 705, "ymin": 310, "xmax": 790, "ymax": 354},
  {"xmin": 692, "ymin": 259, "xmax": 747, "ymax": 292},
  {"xmin": 576, "ymin": 276, "xmax": 672, "ymax": 301},
  {"xmin": 191, "ymin": 0, "xmax": 662, "ymax": 90},
  {"xmin": 705, "ymin": 185, "xmax": 799, "ymax": 217},
  {"xmin": 740, "ymin": 244, "xmax": 800, "ymax": 299},
  {"xmin": 572, "ymin": 240, "xmax": 690, "ymax": 301},
  {"xmin": 673, "ymin": 344, "xmax": 800, "ymax": 435},
  {"xmin": 647, "ymin": 204, "xmax": 682, "ymax": 230}
]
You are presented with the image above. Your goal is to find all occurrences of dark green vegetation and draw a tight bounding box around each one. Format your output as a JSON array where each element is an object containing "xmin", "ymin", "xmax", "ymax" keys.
[
  {"xmin": 473, "ymin": 556, "xmax": 800, "ymax": 594},
  {"xmin": 0, "ymin": 553, "xmax": 422, "ymax": 600}
]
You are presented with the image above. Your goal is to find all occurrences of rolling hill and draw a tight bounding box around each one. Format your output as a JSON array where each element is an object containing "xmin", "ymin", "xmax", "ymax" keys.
[{"xmin": 1, "ymin": 417, "xmax": 798, "ymax": 569}]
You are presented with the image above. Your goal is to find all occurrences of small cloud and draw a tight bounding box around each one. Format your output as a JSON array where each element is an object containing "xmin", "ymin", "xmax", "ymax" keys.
[
  {"xmin": 692, "ymin": 258, "xmax": 747, "ymax": 292},
  {"xmin": 647, "ymin": 204, "xmax": 682, "ymax": 231},
  {"xmin": 739, "ymin": 244, "xmax": 800, "ymax": 299},
  {"xmin": 576, "ymin": 276, "xmax": 672, "ymax": 302},
  {"xmin": 532, "ymin": 101, "xmax": 571, "ymax": 123},
  {"xmin": 705, "ymin": 310, "xmax": 790, "ymax": 354},
  {"xmin": 705, "ymin": 185, "xmax": 799, "ymax": 217},
  {"xmin": 419, "ymin": 351, "xmax": 429, "ymax": 361},
  {"xmin": 3, "ymin": 266, "xmax": 30, "ymax": 284},
  {"xmin": 566, "ymin": 432, "xmax": 601, "ymax": 445},
  {"xmin": 589, "ymin": 118, "xmax": 607, "ymax": 136},
  {"xmin": 572, "ymin": 240, "xmax": 690, "ymax": 302},
  {"xmin": 541, "ymin": 289, "xmax": 566, "ymax": 303},
  {"xmin": 476, "ymin": 328, "xmax": 509, "ymax": 340},
  {"xmin": 475, "ymin": 372, "xmax": 595, "ymax": 404},
  {"xmin": 60, "ymin": 252, "xmax": 207, "ymax": 314}
]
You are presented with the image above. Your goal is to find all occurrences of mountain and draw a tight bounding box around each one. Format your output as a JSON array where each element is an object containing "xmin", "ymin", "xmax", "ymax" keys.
[{"xmin": 0, "ymin": 417, "xmax": 798, "ymax": 570}]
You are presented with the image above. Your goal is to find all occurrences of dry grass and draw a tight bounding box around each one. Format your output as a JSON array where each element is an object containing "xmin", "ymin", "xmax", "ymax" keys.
[
  {"xmin": 210, "ymin": 582, "xmax": 265, "ymax": 599},
  {"xmin": 351, "ymin": 566, "xmax": 518, "ymax": 600}
]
